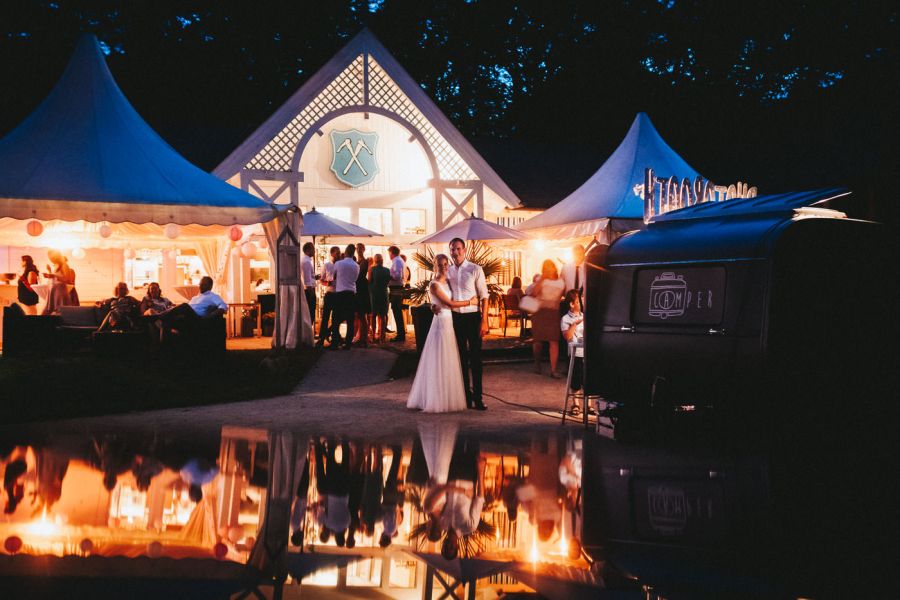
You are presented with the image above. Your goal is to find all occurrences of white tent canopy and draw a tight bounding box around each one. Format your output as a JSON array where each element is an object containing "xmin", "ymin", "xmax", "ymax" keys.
[
  {"xmin": 518, "ymin": 113, "xmax": 702, "ymax": 240},
  {"xmin": 0, "ymin": 34, "xmax": 276, "ymax": 226},
  {"xmin": 414, "ymin": 214, "xmax": 530, "ymax": 244}
]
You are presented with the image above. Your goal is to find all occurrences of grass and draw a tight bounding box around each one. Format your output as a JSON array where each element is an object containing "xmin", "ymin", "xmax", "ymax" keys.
[{"xmin": 0, "ymin": 349, "xmax": 321, "ymax": 423}]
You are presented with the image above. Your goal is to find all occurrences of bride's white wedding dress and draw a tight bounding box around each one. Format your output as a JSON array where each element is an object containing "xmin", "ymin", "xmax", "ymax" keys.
[{"xmin": 406, "ymin": 280, "xmax": 467, "ymax": 413}]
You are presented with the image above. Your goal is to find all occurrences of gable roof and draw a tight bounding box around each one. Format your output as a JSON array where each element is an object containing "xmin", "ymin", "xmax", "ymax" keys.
[
  {"xmin": 0, "ymin": 34, "xmax": 275, "ymax": 226},
  {"xmin": 518, "ymin": 113, "xmax": 701, "ymax": 235},
  {"xmin": 213, "ymin": 28, "xmax": 521, "ymax": 208}
]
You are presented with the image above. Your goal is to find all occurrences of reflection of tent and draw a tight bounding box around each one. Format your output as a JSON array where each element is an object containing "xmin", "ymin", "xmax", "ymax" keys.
[
  {"xmin": 517, "ymin": 113, "xmax": 702, "ymax": 241},
  {"xmin": 0, "ymin": 34, "xmax": 275, "ymax": 226},
  {"xmin": 410, "ymin": 551, "xmax": 512, "ymax": 600}
]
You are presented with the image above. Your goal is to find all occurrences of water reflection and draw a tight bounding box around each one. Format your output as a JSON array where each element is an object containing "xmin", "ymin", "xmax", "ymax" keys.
[{"xmin": 0, "ymin": 426, "xmax": 591, "ymax": 598}]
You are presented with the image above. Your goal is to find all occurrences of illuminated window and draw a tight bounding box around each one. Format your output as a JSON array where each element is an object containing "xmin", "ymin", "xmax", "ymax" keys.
[
  {"xmin": 318, "ymin": 206, "xmax": 351, "ymax": 223},
  {"xmin": 399, "ymin": 209, "xmax": 426, "ymax": 236},
  {"xmin": 347, "ymin": 558, "xmax": 382, "ymax": 587},
  {"xmin": 389, "ymin": 557, "xmax": 417, "ymax": 588},
  {"xmin": 359, "ymin": 208, "xmax": 393, "ymax": 234}
]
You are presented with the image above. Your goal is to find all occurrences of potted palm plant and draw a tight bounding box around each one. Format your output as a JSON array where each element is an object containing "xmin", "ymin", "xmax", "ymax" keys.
[{"xmin": 408, "ymin": 241, "xmax": 509, "ymax": 354}]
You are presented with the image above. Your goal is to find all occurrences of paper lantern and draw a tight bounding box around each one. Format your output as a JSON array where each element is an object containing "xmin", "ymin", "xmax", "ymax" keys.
[
  {"xmin": 165, "ymin": 248, "xmax": 178, "ymax": 260},
  {"xmin": 124, "ymin": 248, "xmax": 136, "ymax": 260},
  {"xmin": 228, "ymin": 226, "xmax": 243, "ymax": 242},
  {"xmin": 146, "ymin": 540, "xmax": 163, "ymax": 558},
  {"xmin": 4, "ymin": 536, "xmax": 22, "ymax": 554},
  {"xmin": 79, "ymin": 538, "xmax": 94, "ymax": 555},
  {"xmin": 26, "ymin": 220, "xmax": 43, "ymax": 237},
  {"xmin": 71, "ymin": 247, "xmax": 86, "ymax": 260},
  {"xmin": 213, "ymin": 542, "xmax": 228, "ymax": 559},
  {"xmin": 164, "ymin": 224, "xmax": 180, "ymax": 239},
  {"xmin": 258, "ymin": 238, "xmax": 267, "ymax": 250},
  {"xmin": 240, "ymin": 242, "xmax": 258, "ymax": 258},
  {"xmin": 99, "ymin": 224, "xmax": 112, "ymax": 238}
]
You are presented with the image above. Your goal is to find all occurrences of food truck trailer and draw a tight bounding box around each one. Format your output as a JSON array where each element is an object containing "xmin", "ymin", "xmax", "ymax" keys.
[{"xmin": 583, "ymin": 188, "xmax": 890, "ymax": 433}]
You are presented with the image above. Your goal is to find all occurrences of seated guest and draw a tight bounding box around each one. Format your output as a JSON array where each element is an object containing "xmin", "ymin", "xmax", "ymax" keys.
[
  {"xmin": 560, "ymin": 289, "xmax": 585, "ymax": 392},
  {"xmin": 523, "ymin": 274, "xmax": 540, "ymax": 296},
  {"xmin": 96, "ymin": 282, "xmax": 141, "ymax": 331},
  {"xmin": 140, "ymin": 282, "xmax": 174, "ymax": 316},
  {"xmin": 508, "ymin": 276, "xmax": 525, "ymax": 301},
  {"xmin": 156, "ymin": 276, "xmax": 226, "ymax": 340}
]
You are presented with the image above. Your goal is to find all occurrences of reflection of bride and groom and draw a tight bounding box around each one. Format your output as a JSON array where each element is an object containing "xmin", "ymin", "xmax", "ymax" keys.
[
  {"xmin": 407, "ymin": 238, "xmax": 490, "ymax": 413},
  {"xmin": 408, "ymin": 423, "xmax": 492, "ymax": 560}
]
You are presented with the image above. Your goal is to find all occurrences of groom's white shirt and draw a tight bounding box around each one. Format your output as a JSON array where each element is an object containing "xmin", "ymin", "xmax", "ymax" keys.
[
  {"xmin": 439, "ymin": 480, "xmax": 484, "ymax": 535},
  {"xmin": 448, "ymin": 260, "xmax": 488, "ymax": 314}
]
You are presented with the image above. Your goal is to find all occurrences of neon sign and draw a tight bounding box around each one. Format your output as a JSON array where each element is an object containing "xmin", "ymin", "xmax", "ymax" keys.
[{"xmin": 641, "ymin": 168, "xmax": 757, "ymax": 223}]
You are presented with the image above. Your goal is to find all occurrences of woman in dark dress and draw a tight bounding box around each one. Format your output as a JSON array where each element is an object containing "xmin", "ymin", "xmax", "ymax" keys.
[
  {"xmin": 369, "ymin": 254, "xmax": 391, "ymax": 343},
  {"xmin": 353, "ymin": 243, "xmax": 371, "ymax": 347},
  {"xmin": 17, "ymin": 255, "xmax": 40, "ymax": 315}
]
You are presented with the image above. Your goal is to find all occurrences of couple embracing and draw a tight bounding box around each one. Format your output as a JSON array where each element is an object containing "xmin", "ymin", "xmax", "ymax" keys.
[{"xmin": 407, "ymin": 238, "xmax": 489, "ymax": 413}]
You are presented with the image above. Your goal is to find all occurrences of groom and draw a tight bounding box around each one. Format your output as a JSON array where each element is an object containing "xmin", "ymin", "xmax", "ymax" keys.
[{"xmin": 443, "ymin": 238, "xmax": 489, "ymax": 410}]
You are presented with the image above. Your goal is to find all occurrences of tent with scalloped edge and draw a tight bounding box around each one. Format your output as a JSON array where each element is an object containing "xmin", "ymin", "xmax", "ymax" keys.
[
  {"xmin": 517, "ymin": 113, "xmax": 702, "ymax": 241},
  {"xmin": 0, "ymin": 34, "xmax": 277, "ymax": 226}
]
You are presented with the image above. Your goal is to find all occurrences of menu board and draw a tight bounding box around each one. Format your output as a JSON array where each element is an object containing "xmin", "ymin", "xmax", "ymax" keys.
[{"xmin": 633, "ymin": 267, "xmax": 726, "ymax": 326}]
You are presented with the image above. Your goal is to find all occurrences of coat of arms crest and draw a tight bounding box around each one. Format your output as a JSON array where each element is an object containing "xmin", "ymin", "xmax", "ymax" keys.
[{"xmin": 329, "ymin": 129, "xmax": 379, "ymax": 187}]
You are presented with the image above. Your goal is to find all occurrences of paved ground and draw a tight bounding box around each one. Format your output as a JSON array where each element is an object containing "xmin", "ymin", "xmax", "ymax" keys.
[{"xmin": 2, "ymin": 347, "xmax": 598, "ymax": 442}]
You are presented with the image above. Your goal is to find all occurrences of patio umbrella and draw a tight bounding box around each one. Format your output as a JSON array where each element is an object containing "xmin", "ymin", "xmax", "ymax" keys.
[
  {"xmin": 300, "ymin": 207, "xmax": 382, "ymax": 239},
  {"xmin": 414, "ymin": 214, "xmax": 530, "ymax": 245}
]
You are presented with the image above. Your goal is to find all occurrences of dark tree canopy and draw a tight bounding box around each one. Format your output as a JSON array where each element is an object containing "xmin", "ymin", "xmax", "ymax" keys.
[{"xmin": 1, "ymin": 1, "xmax": 896, "ymax": 221}]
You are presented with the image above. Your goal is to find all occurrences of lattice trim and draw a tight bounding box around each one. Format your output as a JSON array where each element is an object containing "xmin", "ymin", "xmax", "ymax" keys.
[{"xmin": 245, "ymin": 54, "xmax": 476, "ymax": 182}]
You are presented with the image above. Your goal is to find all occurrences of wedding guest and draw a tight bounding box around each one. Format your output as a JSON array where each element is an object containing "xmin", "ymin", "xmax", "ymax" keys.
[
  {"xmin": 315, "ymin": 440, "xmax": 351, "ymax": 546},
  {"xmin": 17, "ymin": 255, "xmax": 39, "ymax": 315},
  {"xmin": 517, "ymin": 437, "xmax": 562, "ymax": 544},
  {"xmin": 316, "ymin": 246, "xmax": 340, "ymax": 347},
  {"xmin": 96, "ymin": 282, "xmax": 142, "ymax": 331},
  {"xmin": 369, "ymin": 254, "xmax": 391, "ymax": 343},
  {"xmin": 353, "ymin": 243, "xmax": 371, "ymax": 347},
  {"xmin": 42, "ymin": 250, "xmax": 78, "ymax": 314},
  {"xmin": 360, "ymin": 446, "xmax": 384, "ymax": 535},
  {"xmin": 301, "ymin": 242, "xmax": 317, "ymax": 325},
  {"xmin": 330, "ymin": 244, "xmax": 359, "ymax": 350},
  {"xmin": 524, "ymin": 274, "xmax": 540, "ymax": 296},
  {"xmin": 528, "ymin": 260, "xmax": 566, "ymax": 376},
  {"xmin": 379, "ymin": 445, "xmax": 404, "ymax": 548},
  {"xmin": 560, "ymin": 289, "xmax": 585, "ymax": 392},
  {"xmin": 507, "ymin": 276, "xmax": 525, "ymax": 302},
  {"xmin": 155, "ymin": 276, "xmax": 226, "ymax": 338},
  {"xmin": 140, "ymin": 282, "xmax": 174, "ymax": 316},
  {"xmin": 561, "ymin": 244, "xmax": 586, "ymax": 297},
  {"xmin": 388, "ymin": 246, "xmax": 406, "ymax": 342},
  {"xmin": 400, "ymin": 254, "xmax": 412, "ymax": 286}
]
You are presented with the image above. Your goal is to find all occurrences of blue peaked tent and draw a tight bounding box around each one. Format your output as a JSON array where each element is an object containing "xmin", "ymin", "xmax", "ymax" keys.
[
  {"xmin": 0, "ymin": 34, "xmax": 275, "ymax": 226},
  {"xmin": 518, "ymin": 113, "xmax": 702, "ymax": 240}
]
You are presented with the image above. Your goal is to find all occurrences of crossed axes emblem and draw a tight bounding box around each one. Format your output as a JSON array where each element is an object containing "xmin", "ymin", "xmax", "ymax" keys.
[{"xmin": 336, "ymin": 138, "xmax": 374, "ymax": 176}]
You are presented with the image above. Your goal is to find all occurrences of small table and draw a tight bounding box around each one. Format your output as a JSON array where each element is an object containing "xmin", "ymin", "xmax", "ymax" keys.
[
  {"xmin": 227, "ymin": 302, "xmax": 261, "ymax": 338},
  {"xmin": 174, "ymin": 285, "xmax": 200, "ymax": 302},
  {"xmin": 32, "ymin": 283, "xmax": 74, "ymax": 303}
]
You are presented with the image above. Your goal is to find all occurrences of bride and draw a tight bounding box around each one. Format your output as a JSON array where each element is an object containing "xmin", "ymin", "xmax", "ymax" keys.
[{"xmin": 407, "ymin": 254, "xmax": 478, "ymax": 413}]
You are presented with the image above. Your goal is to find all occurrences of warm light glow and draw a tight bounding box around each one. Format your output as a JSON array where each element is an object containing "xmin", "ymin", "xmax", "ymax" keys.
[
  {"xmin": 530, "ymin": 531, "xmax": 539, "ymax": 564},
  {"xmin": 532, "ymin": 239, "xmax": 546, "ymax": 252},
  {"xmin": 27, "ymin": 507, "xmax": 61, "ymax": 537},
  {"xmin": 561, "ymin": 249, "xmax": 574, "ymax": 264}
]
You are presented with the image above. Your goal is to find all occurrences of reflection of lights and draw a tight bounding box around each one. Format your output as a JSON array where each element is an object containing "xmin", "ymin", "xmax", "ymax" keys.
[
  {"xmin": 530, "ymin": 531, "xmax": 539, "ymax": 565},
  {"xmin": 27, "ymin": 507, "xmax": 60, "ymax": 536},
  {"xmin": 532, "ymin": 240, "xmax": 546, "ymax": 252},
  {"xmin": 561, "ymin": 249, "xmax": 573, "ymax": 264}
]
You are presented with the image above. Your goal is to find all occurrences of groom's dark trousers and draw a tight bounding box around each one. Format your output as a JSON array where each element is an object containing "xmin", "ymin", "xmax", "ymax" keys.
[{"xmin": 452, "ymin": 312, "xmax": 484, "ymax": 407}]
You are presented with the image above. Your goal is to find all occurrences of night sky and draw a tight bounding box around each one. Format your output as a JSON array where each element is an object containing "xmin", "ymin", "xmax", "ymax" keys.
[{"xmin": 1, "ymin": 1, "xmax": 896, "ymax": 222}]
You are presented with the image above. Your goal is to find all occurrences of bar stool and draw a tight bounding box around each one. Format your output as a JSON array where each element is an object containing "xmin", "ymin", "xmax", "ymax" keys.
[{"xmin": 561, "ymin": 341, "xmax": 601, "ymax": 428}]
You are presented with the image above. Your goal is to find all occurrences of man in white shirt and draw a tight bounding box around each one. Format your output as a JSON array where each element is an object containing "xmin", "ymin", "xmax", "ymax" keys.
[
  {"xmin": 445, "ymin": 238, "xmax": 489, "ymax": 410},
  {"xmin": 315, "ymin": 440, "xmax": 351, "ymax": 547},
  {"xmin": 561, "ymin": 244, "xmax": 586, "ymax": 297},
  {"xmin": 301, "ymin": 242, "xmax": 317, "ymax": 326},
  {"xmin": 188, "ymin": 276, "xmax": 228, "ymax": 317},
  {"xmin": 315, "ymin": 246, "xmax": 341, "ymax": 347},
  {"xmin": 330, "ymin": 244, "xmax": 359, "ymax": 350},
  {"xmin": 424, "ymin": 437, "xmax": 485, "ymax": 560},
  {"xmin": 560, "ymin": 289, "xmax": 585, "ymax": 393},
  {"xmin": 388, "ymin": 246, "xmax": 406, "ymax": 342}
]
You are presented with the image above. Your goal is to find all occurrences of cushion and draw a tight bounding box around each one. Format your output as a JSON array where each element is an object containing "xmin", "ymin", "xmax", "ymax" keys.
[{"xmin": 58, "ymin": 305, "xmax": 102, "ymax": 327}]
